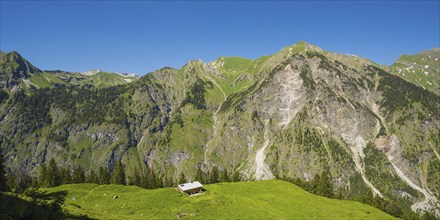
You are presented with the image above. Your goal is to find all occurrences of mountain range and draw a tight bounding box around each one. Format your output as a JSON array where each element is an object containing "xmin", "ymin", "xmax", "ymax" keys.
[
  {"xmin": 0, "ymin": 42, "xmax": 439, "ymax": 216},
  {"xmin": 0, "ymin": 51, "xmax": 138, "ymax": 91}
]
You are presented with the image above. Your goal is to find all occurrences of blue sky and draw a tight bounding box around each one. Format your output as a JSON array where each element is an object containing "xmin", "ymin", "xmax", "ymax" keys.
[{"xmin": 1, "ymin": 1, "xmax": 439, "ymax": 75}]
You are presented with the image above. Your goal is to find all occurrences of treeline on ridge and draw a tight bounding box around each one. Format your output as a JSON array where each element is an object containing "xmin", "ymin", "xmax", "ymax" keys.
[{"xmin": 2, "ymin": 157, "xmax": 244, "ymax": 193}]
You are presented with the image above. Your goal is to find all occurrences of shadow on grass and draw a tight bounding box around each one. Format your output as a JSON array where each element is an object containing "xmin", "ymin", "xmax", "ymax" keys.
[
  {"xmin": 0, "ymin": 192, "xmax": 96, "ymax": 220},
  {"xmin": 64, "ymin": 213, "xmax": 97, "ymax": 220},
  {"xmin": 26, "ymin": 188, "xmax": 68, "ymax": 204}
]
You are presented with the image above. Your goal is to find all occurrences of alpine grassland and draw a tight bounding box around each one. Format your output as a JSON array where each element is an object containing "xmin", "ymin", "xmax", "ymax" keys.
[{"xmin": 39, "ymin": 180, "xmax": 396, "ymax": 219}]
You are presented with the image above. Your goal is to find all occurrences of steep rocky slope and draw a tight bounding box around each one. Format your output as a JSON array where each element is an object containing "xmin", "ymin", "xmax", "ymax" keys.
[{"xmin": 0, "ymin": 42, "xmax": 439, "ymax": 215}]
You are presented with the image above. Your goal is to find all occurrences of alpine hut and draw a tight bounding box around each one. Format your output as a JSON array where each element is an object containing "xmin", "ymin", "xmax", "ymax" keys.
[{"xmin": 177, "ymin": 181, "xmax": 203, "ymax": 195}]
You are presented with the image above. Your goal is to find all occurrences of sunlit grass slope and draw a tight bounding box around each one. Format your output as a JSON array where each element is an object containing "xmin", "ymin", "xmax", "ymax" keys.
[{"xmin": 42, "ymin": 180, "xmax": 396, "ymax": 219}]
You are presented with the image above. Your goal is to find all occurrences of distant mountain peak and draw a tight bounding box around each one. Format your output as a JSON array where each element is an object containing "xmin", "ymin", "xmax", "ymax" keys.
[
  {"xmin": 289, "ymin": 40, "xmax": 323, "ymax": 52},
  {"xmin": 81, "ymin": 69, "xmax": 102, "ymax": 76},
  {"xmin": 272, "ymin": 41, "xmax": 324, "ymax": 57},
  {"xmin": 388, "ymin": 47, "xmax": 440, "ymax": 95},
  {"xmin": 0, "ymin": 51, "xmax": 42, "ymax": 89}
]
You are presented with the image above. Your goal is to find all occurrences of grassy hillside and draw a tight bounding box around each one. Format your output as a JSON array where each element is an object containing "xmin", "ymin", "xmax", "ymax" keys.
[
  {"xmin": 388, "ymin": 48, "xmax": 439, "ymax": 95},
  {"xmin": 41, "ymin": 180, "xmax": 396, "ymax": 219},
  {"xmin": 86, "ymin": 72, "xmax": 137, "ymax": 88},
  {"xmin": 28, "ymin": 72, "xmax": 67, "ymax": 88}
]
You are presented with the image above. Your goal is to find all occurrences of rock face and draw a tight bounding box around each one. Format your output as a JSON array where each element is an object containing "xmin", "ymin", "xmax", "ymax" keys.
[
  {"xmin": 81, "ymin": 69, "xmax": 101, "ymax": 76},
  {"xmin": 1, "ymin": 42, "xmax": 439, "ymax": 214}
]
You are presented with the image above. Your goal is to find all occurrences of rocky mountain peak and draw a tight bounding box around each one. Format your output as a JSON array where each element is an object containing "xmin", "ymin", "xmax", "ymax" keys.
[
  {"xmin": 0, "ymin": 51, "xmax": 41, "ymax": 75},
  {"xmin": 0, "ymin": 51, "xmax": 42, "ymax": 89},
  {"xmin": 80, "ymin": 69, "xmax": 102, "ymax": 76},
  {"xmin": 181, "ymin": 60, "xmax": 210, "ymax": 78},
  {"xmin": 289, "ymin": 41, "xmax": 323, "ymax": 52}
]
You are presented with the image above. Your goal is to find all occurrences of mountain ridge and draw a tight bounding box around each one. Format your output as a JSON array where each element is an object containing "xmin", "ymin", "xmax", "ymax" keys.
[
  {"xmin": 1, "ymin": 42, "xmax": 439, "ymax": 217},
  {"xmin": 0, "ymin": 51, "xmax": 139, "ymax": 90},
  {"xmin": 387, "ymin": 48, "xmax": 440, "ymax": 95}
]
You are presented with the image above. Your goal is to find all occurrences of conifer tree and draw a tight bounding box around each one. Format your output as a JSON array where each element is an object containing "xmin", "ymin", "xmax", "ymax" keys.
[
  {"xmin": 421, "ymin": 211, "xmax": 437, "ymax": 220},
  {"xmin": 13, "ymin": 167, "xmax": 32, "ymax": 192},
  {"xmin": 6, "ymin": 172, "xmax": 31, "ymax": 193},
  {"xmin": 162, "ymin": 176, "xmax": 173, "ymax": 188},
  {"xmin": 111, "ymin": 160, "xmax": 125, "ymax": 185},
  {"xmin": 140, "ymin": 172, "xmax": 148, "ymax": 188},
  {"xmin": 86, "ymin": 169, "xmax": 98, "ymax": 184},
  {"xmin": 60, "ymin": 167, "xmax": 72, "ymax": 185},
  {"xmin": 6, "ymin": 173, "xmax": 16, "ymax": 192},
  {"xmin": 72, "ymin": 165, "xmax": 85, "ymax": 183},
  {"xmin": 372, "ymin": 196, "xmax": 387, "ymax": 211},
  {"xmin": 232, "ymin": 170, "xmax": 241, "ymax": 182},
  {"xmin": 38, "ymin": 163, "xmax": 48, "ymax": 187},
  {"xmin": 156, "ymin": 174, "xmax": 164, "ymax": 188},
  {"xmin": 385, "ymin": 201, "xmax": 402, "ymax": 217},
  {"xmin": 145, "ymin": 167, "xmax": 157, "ymax": 189},
  {"xmin": 98, "ymin": 166, "xmax": 110, "ymax": 184},
  {"xmin": 46, "ymin": 158, "xmax": 60, "ymax": 187},
  {"xmin": 0, "ymin": 150, "xmax": 7, "ymax": 191},
  {"xmin": 316, "ymin": 170, "xmax": 333, "ymax": 198},
  {"xmin": 292, "ymin": 178, "xmax": 304, "ymax": 188},
  {"xmin": 178, "ymin": 172, "xmax": 187, "ymax": 184},
  {"xmin": 220, "ymin": 168, "xmax": 230, "ymax": 182},
  {"xmin": 335, "ymin": 188, "xmax": 344, "ymax": 200},
  {"xmin": 195, "ymin": 166, "xmax": 206, "ymax": 183},
  {"xmin": 310, "ymin": 173, "xmax": 320, "ymax": 193},
  {"xmin": 209, "ymin": 166, "xmax": 219, "ymax": 183},
  {"xmin": 131, "ymin": 168, "xmax": 141, "ymax": 187},
  {"xmin": 31, "ymin": 176, "xmax": 39, "ymax": 188}
]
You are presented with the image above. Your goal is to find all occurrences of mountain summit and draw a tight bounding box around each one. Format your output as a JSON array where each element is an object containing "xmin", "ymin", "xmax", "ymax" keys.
[{"xmin": 0, "ymin": 51, "xmax": 41, "ymax": 89}]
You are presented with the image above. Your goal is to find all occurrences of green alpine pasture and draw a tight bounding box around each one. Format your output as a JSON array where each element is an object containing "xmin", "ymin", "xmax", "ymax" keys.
[{"xmin": 42, "ymin": 180, "xmax": 396, "ymax": 219}]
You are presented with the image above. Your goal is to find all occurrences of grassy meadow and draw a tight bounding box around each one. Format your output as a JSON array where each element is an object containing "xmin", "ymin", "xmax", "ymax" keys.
[{"xmin": 40, "ymin": 180, "xmax": 396, "ymax": 219}]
